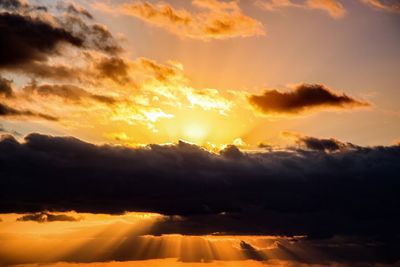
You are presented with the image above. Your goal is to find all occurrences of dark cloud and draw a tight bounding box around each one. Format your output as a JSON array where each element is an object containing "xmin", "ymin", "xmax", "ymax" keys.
[
  {"xmin": 0, "ymin": 12, "xmax": 83, "ymax": 67},
  {"xmin": 0, "ymin": 134, "xmax": 399, "ymax": 264},
  {"xmin": 295, "ymin": 135, "xmax": 357, "ymax": 152},
  {"xmin": 0, "ymin": 133, "xmax": 399, "ymax": 240},
  {"xmin": 0, "ymin": 4, "xmax": 121, "ymax": 70},
  {"xmin": 60, "ymin": 16, "xmax": 122, "ymax": 55},
  {"xmin": 24, "ymin": 83, "xmax": 116, "ymax": 105},
  {"xmin": 16, "ymin": 211, "xmax": 80, "ymax": 223},
  {"xmin": 0, "ymin": 102, "xmax": 58, "ymax": 120},
  {"xmin": 0, "ymin": 76, "xmax": 13, "ymax": 98},
  {"xmin": 249, "ymin": 84, "xmax": 369, "ymax": 114}
]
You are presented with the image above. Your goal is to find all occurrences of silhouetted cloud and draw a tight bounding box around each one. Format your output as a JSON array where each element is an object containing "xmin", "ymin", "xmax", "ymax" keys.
[
  {"xmin": 287, "ymin": 133, "xmax": 358, "ymax": 151},
  {"xmin": 16, "ymin": 211, "xmax": 80, "ymax": 223},
  {"xmin": 0, "ymin": 133, "xmax": 399, "ymax": 240},
  {"xmin": 0, "ymin": 3, "xmax": 121, "ymax": 70},
  {"xmin": 249, "ymin": 84, "xmax": 369, "ymax": 115},
  {"xmin": 0, "ymin": 12, "xmax": 83, "ymax": 67},
  {"xmin": 0, "ymin": 103, "xmax": 58, "ymax": 120}
]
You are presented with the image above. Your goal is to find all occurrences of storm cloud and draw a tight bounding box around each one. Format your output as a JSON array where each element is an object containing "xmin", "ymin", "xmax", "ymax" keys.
[
  {"xmin": 0, "ymin": 133, "xmax": 399, "ymax": 239},
  {"xmin": 249, "ymin": 83, "xmax": 369, "ymax": 115}
]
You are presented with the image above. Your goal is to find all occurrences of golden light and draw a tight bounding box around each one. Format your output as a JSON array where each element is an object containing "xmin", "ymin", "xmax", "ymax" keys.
[{"xmin": 182, "ymin": 123, "xmax": 209, "ymax": 143}]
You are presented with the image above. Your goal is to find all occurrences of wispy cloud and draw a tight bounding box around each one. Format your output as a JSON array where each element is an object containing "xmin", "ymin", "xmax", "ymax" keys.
[
  {"xmin": 361, "ymin": 0, "xmax": 400, "ymax": 13},
  {"xmin": 95, "ymin": 0, "xmax": 265, "ymax": 40},
  {"xmin": 257, "ymin": 0, "xmax": 347, "ymax": 18}
]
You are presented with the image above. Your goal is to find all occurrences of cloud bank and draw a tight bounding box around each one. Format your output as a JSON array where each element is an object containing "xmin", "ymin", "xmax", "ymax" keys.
[{"xmin": 0, "ymin": 133, "xmax": 399, "ymax": 240}]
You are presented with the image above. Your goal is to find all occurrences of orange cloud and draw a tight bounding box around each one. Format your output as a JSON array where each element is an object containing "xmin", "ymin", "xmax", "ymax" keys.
[
  {"xmin": 99, "ymin": 0, "xmax": 265, "ymax": 40},
  {"xmin": 258, "ymin": 0, "xmax": 347, "ymax": 18},
  {"xmin": 361, "ymin": 0, "xmax": 400, "ymax": 13}
]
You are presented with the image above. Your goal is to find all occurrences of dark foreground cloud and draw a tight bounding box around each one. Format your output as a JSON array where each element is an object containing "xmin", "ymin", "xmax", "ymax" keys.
[
  {"xmin": 0, "ymin": 103, "xmax": 58, "ymax": 120},
  {"xmin": 249, "ymin": 84, "xmax": 369, "ymax": 115},
  {"xmin": 0, "ymin": 133, "xmax": 399, "ymax": 240},
  {"xmin": 0, "ymin": 133, "xmax": 399, "ymax": 264},
  {"xmin": 16, "ymin": 211, "xmax": 80, "ymax": 223}
]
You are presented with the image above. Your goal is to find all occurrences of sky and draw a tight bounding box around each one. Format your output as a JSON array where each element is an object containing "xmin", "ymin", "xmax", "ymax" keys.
[
  {"xmin": 0, "ymin": 0, "xmax": 400, "ymax": 266},
  {"xmin": 0, "ymin": 0, "xmax": 399, "ymax": 147}
]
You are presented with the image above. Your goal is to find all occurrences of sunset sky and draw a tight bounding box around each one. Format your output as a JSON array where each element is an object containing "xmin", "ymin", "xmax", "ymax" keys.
[{"xmin": 0, "ymin": 0, "xmax": 400, "ymax": 266}]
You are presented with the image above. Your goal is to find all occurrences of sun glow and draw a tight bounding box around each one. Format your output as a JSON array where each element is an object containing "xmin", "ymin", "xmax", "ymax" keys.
[
  {"xmin": 183, "ymin": 123, "xmax": 209, "ymax": 143},
  {"xmin": 0, "ymin": 212, "xmax": 300, "ymax": 266}
]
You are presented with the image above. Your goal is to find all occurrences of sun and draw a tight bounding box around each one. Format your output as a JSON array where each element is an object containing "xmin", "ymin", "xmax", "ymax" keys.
[{"xmin": 183, "ymin": 123, "xmax": 208, "ymax": 143}]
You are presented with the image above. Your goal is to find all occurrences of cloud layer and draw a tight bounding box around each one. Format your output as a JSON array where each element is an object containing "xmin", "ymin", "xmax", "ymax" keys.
[
  {"xmin": 0, "ymin": 133, "xmax": 399, "ymax": 240},
  {"xmin": 249, "ymin": 83, "xmax": 368, "ymax": 115}
]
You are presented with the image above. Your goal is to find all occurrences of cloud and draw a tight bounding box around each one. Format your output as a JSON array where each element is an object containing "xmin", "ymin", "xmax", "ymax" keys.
[
  {"xmin": 0, "ymin": 4, "xmax": 121, "ymax": 69},
  {"xmin": 0, "ymin": 0, "xmax": 26, "ymax": 11},
  {"xmin": 257, "ymin": 0, "xmax": 347, "ymax": 18},
  {"xmin": 283, "ymin": 132, "xmax": 358, "ymax": 151},
  {"xmin": 24, "ymin": 83, "xmax": 116, "ymax": 105},
  {"xmin": 0, "ymin": 133, "xmax": 399, "ymax": 240},
  {"xmin": 58, "ymin": 2, "xmax": 94, "ymax": 20},
  {"xmin": 0, "ymin": 12, "xmax": 83, "ymax": 67},
  {"xmin": 16, "ymin": 211, "xmax": 81, "ymax": 223},
  {"xmin": 249, "ymin": 83, "xmax": 368, "ymax": 115},
  {"xmin": 0, "ymin": 102, "xmax": 58, "ymax": 120},
  {"xmin": 99, "ymin": 0, "xmax": 264, "ymax": 40},
  {"xmin": 296, "ymin": 135, "xmax": 353, "ymax": 151},
  {"xmin": 0, "ymin": 76, "xmax": 13, "ymax": 98},
  {"xmin": 95, "ymin": 57, "xmax": 131, "ymax": 84},
  {"xmin": 361, "ymin": 0, "xmax": 400, "ymax": 13}
]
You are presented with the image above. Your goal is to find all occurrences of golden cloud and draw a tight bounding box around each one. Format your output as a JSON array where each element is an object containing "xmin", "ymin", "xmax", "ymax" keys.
[
  {"xmin": 98, "ymin": 0, "xmax": 265, "ymax": 40},
  {"xmin": 258, "ymin": 0, "xmax": 347, "ymax": 18}
]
